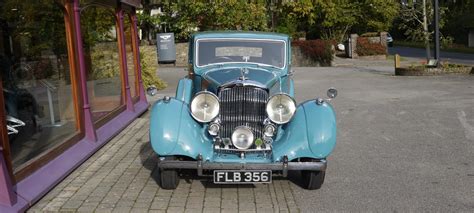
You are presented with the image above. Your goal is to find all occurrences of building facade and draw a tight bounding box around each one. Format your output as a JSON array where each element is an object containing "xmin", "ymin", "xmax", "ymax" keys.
[{"xmin": 0, "ymin": 0, "xmax": 147, "ymax": 211}]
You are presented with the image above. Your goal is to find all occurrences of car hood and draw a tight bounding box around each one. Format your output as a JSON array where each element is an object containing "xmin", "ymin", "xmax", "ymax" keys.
[{"xmin": 202, "ymin": 67, "xmax": 281, "ymax": 90}]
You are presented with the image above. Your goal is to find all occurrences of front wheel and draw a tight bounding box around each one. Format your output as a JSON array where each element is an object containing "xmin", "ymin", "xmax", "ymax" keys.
[
  {"xmin": 159, "ymin": 169, "xmax": 179, "ymax": 189},
  {"xmin": 301, "ymin": 171, "xmax": 325, "ymax": 190},
  {"xmin": 158, "ymin": 156, "xmax": 179, "ymax": 189}
]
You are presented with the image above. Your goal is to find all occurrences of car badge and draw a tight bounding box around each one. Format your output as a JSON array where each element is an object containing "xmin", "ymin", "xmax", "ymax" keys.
[
  {"xmin": 254, "ymin": 138, "xmax": 263, "ymax": 147},
  {"xmin": 239, "ymin": 68, "xmax": 249, "ymax": 80},
  {"xmin": 159, "ymin": 35, "xmax": 171, "ymax": 40}
]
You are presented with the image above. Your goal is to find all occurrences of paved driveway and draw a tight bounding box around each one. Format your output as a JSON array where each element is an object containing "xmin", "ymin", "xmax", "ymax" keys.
[{"xmin": 30, "ymin": 66, "xmax": 474, "ymax": 212}]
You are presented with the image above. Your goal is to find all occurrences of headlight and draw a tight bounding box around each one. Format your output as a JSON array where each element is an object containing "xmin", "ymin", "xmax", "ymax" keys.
[
  {"xmin": 266, "ymin": 94, "xmax": 296, "ymax": 124},
  {"xmin": 190, "ymin": 91, "xmax": 220, "ymax": 123},
  {"xmin": 232, "ymin": 126, "xmax": 254, "ymax": 150}
]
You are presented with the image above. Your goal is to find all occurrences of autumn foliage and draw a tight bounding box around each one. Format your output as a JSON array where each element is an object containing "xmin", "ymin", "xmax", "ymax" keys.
[
  {"xmin": 356, "ymin": 37, "xmax": 387, "ymax": 56},
  {"xmin": 292, "ymin": 40, "xmax": 334, "ymax": 66}
]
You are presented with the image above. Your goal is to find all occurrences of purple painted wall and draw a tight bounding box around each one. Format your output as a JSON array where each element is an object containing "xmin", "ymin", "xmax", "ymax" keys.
[
  {"xmin": 0, "ymin": 0, "xmax": 148, "ymax": 212},
  {"xmin": 0, "ymin": 152, "xmax": 15, "ymax": 206},
  {"xmin": 73, "ymin": 0, "xmax": 97, "ymax": 142},
  {"xmin": 0, "ymin": 102, "xmax": 148, "ymax": 213},
  {"xmin": 116, "ymin": 8, "xmax": 135, "ymax": 112}
]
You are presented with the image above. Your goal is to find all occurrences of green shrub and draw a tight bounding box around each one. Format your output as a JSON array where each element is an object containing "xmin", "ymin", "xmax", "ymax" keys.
[
  {"xmin": 356, "ymin": 37, "xmax": 386, "ymax": 56},
  {"xmin": 139, "ymin": 46, "xmax": 167, "ymax": 90},
  {"xmin": 292, "ymin": 40, "xmax": 334, "ymax": 66},
  {"xmin": 441, "ymin": 36, "xmax": 454, "ymax": 49},
  {"xmin": 360, "ymin": 32, "xmax": 380, "ymax": 37},
  {"xmin": 89, "ymin": 43, "xmax": 120, "ymax": 80}
]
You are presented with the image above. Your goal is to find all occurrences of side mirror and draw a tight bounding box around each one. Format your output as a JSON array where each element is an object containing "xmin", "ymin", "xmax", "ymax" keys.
[
  {"xmin": 147, "ymin": 85, "xmax": 158, "ymax": 96},
  {"xmin": 327, "ymin": 87, "xmax": 338, "ymax": 99},
  {"xmin": 316, "ymin": 87, "xmax": 338, "ymax": 105}
]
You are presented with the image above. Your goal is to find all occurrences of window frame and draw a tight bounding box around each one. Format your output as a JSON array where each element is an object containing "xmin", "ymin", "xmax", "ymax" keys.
[{"xmin": 0, "ymin": 1, "xmax": 84, "ymax": 182}]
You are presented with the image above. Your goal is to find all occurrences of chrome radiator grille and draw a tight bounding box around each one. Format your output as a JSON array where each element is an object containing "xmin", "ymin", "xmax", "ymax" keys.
[{"xmin": 218, "ymin": 86, "xmax": 268, "ymax": 140}]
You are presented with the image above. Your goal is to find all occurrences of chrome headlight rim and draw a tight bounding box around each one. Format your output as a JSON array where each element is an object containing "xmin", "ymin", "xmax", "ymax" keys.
[
  {"xmin": 208, "ymin": 122, "xmax": 220, "ymax": 136},
  {"xmin": 265, "ymin": 93, "xmax": 297, "ymax": 125},
  {"xmin": 190, "ymin": 91, "xmax": 220, "ymax": 123},
  {"xmin": 263, "ymin": 123, "xmax": 277, "ymax": 137},
  {"xmin": 231, "ymin": 126, "xmax": 254, "ymax": 150}
]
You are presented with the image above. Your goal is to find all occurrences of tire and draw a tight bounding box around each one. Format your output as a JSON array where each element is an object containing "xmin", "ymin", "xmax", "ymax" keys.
[
  {"xmin": 301, "ymin": 170, "xmax": 325, "ymax": 190},
  {"xmin": 159, "ymin": 169, "xmax": 179, "ymax": 189},
  {"xmin": 158, "ymin": 156, "xmax": 179, "ymax": 189}
]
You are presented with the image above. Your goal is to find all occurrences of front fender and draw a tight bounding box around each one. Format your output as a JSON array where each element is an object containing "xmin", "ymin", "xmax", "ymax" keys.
[
  {"xmin": 175, "ymin": 77, "xmax": 193, "ymax": 104},
  {"xmin": 149, "ymin": 98, "xmax": 213, "ymax": 160},
  {"xmin": 273, "ymin": 100, "xmax": 337, "ymax": 161}
]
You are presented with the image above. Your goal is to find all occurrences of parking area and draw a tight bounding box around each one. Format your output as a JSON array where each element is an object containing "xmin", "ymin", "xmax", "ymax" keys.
[
  {"xmin": 28, "ymin": 117, "xmax": 298, "ymax": 213},
  {"xmin": 30, "ymin": 66, "xmax": 474, "ymax": 212}
]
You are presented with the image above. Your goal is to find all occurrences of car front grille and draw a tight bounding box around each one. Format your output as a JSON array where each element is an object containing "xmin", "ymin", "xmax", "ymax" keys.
[{"xmin": 218, "ymin": 86, "xmax": 268, "ymax": 143}]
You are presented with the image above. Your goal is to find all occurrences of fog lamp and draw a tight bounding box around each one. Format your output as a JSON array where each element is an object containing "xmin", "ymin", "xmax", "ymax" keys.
[
  {"xmin": 231, "ymin": 126, "xmax": 254, "ymax": 150},
  {"xmin": 263, "ymin": 124, "xmax": 276, "ymax": 137},
  {"xmin": 208, "ymin": 123, "xmax": 220, "ymax": 136}
]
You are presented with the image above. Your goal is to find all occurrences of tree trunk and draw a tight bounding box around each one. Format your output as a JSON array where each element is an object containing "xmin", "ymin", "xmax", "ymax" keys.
[
  {"xmin": 422, "ymin": 0, "xmax": 431, "ymax": 61},
  {"xmin": 142, "ymin": 0, "xmax": 152, "ymax": 43}
]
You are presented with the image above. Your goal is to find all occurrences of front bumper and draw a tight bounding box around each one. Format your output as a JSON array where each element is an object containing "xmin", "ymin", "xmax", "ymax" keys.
[{"xmin": 158, "ymin": 155, "xmax": 327, "ymax": 177}]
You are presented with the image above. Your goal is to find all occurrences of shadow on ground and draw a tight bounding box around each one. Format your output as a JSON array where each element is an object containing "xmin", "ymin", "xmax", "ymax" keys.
[{"xmin": 139, "ymin": 141, "xmax": 310, "ymax": 190}]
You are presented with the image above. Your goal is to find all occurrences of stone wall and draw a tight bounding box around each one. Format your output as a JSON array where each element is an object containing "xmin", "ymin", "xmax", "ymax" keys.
[
  {"xmin": 291, "ymin": 47, "xmax": 320, "ymax": 67},
  {"xmin": 147, "ymin": 42, "xmax": 325, "ymax": 67},
  {"xmin": 347, "ymin": 32, "xmax": 388, "ymax": 59},
  {"xmin": 395, "ymin": 66, "xmax": 473, "ymax": 76}
]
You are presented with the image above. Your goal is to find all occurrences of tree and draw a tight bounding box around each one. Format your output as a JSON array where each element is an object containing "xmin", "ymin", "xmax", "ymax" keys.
[
  {"xmin": 1, "ymin": 0, "xmax": 67, "ymax": 58},
  {"xmin": 139, "ymin": 0, "xmax": 154, "ymax": 43},
  {"xmin": 443, "ymin": 0, "xmax": 474, "ymax": 45},
  {"xmin": 275, "ymin": 0, "xmax": 316, "ymax": 39},
  {"xmin": 398, "ymin": 0, "xmax": 447, "ymax": 60},
  {"xmin": 312, "ymin": 0, "xmax": 359, "ymax": 42},
  {"xmin": 160, "ymin": 0, "xmax": 268, "ymax": 42},
  {"xmin": 355, "ymin": 0, "xmax": 399, "ymax": 33},
  {"xmin": 274, "ymin": 0, "xmax": 397, "ymax": 42},
  {"xmin": 136, "ymin": 10, "xmax": 161, "ymax": 43}
]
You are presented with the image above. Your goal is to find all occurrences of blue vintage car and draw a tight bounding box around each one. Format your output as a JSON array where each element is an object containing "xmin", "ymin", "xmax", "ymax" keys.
[{"xmin": 149, "ymin": 32, "xmax": 337, "ymax": 189}]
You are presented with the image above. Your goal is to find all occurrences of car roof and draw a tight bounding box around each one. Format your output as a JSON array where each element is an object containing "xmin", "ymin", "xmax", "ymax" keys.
[{"xmin": 191, "ymin": 31, "xmax": 289, "ymax": 41}]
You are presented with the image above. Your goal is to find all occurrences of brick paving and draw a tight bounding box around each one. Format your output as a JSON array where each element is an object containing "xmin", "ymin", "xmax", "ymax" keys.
[{"xmin": 28, "ymin": 113, "xmax": 300, "ymax": 213}]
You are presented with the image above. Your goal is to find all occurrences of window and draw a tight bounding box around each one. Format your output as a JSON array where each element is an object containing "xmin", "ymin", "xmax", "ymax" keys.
[
  {"xmin": 196, "ymin": 39, "xmax": 286, "ymax": 69},
  {"xmin": 80, "ymin": 4, "xmax": 123, "ymax": 122},
  {"xmin": 0, "ymin": 0, "xmax": 78, "ymax": 168}
]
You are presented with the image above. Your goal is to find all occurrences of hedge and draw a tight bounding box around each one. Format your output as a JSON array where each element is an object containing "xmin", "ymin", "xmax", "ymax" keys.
[
  {"xmin": 292, "ymin": 40, "xmax": 334, "ymax": 66},
  {"xmin": 356, "ymin": 37, "xmax": 386, "ymax": 56}
]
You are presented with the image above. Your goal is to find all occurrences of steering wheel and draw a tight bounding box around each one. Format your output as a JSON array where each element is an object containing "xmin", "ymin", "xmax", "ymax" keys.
[{"xmin": 210, "ymin": 56, "xmax": 234, "ymax": 63}]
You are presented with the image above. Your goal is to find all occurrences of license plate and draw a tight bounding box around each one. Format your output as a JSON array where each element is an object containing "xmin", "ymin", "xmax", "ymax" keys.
[{"xmin": 213, "ymin": 170, "xmax": 272, "ymax": 184}]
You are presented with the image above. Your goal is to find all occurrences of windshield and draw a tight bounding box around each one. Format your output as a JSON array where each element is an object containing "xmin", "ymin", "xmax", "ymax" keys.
[{"xmin": 196, "ymin": 39, "xmax": 286, "ymax": 69}]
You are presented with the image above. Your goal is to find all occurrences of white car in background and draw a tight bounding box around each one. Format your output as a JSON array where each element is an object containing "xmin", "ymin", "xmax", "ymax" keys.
[{"xmin": 387, "ymin": 33, "xmax": 393, "ymax": 47}]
